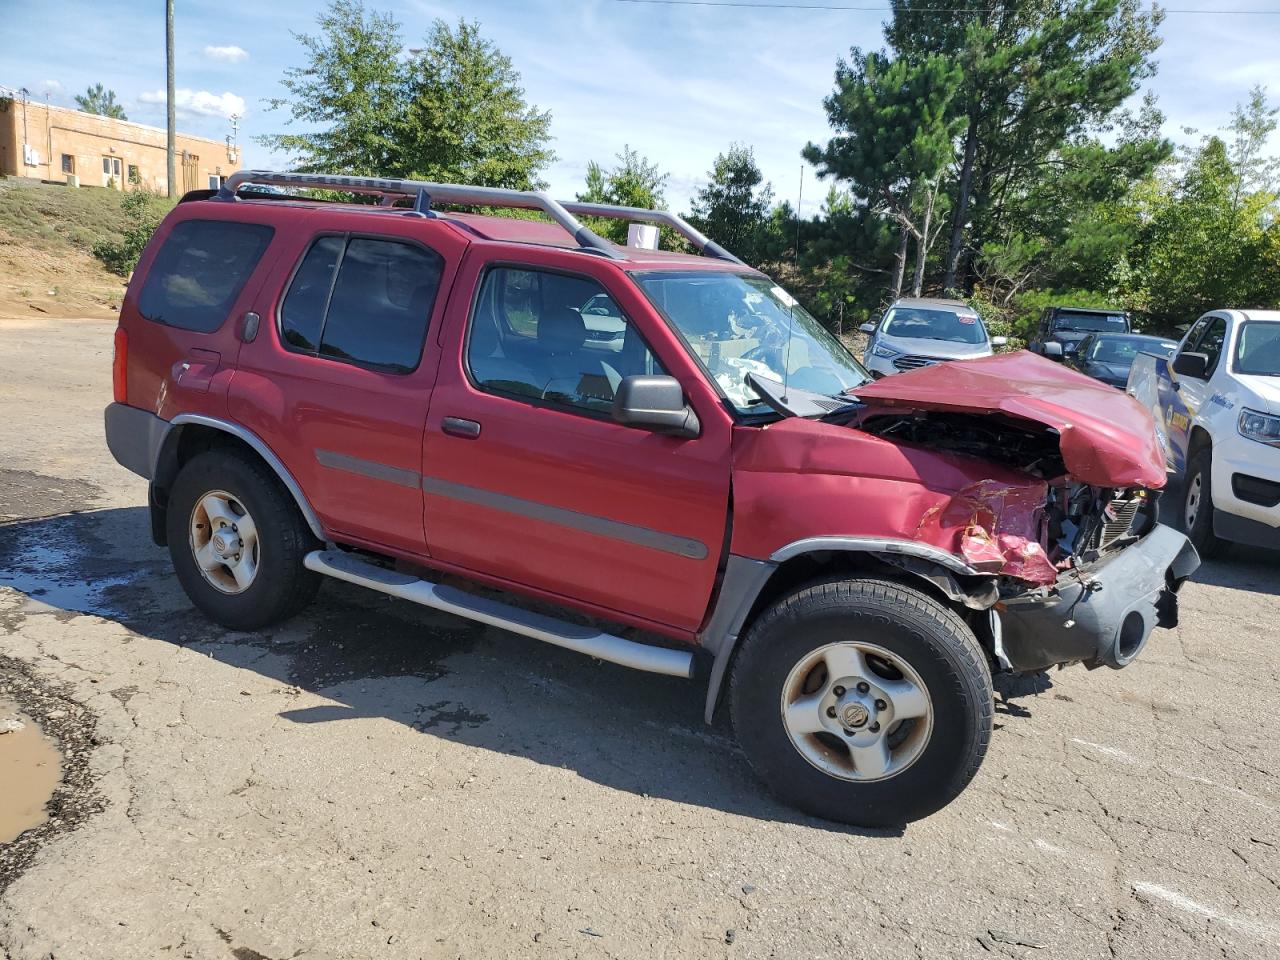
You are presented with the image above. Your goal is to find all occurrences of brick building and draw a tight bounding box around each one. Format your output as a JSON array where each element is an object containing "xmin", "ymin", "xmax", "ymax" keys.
[{"xmin": 0, "ymin": 89, "xmax": 241, "ymax": 193}]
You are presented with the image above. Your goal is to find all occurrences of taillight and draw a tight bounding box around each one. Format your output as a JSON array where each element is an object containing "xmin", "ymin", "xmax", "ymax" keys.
[{"xmin": 112, "ymin": 326, "xmax": 128, "ymax": 403}]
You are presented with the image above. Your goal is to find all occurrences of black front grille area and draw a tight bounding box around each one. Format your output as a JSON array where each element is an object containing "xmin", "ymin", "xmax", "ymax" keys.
[
  {"xmin": 1232, "ymin": 473, "xmax": 1280, "ymax": 508},
  {"xmin": 892, "ymin": 354, "xmax": 947, "ymax": 371}
]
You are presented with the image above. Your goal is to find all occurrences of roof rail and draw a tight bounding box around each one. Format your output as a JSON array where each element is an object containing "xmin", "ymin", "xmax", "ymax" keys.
[{"xmin": 217, "ymin": 170, "xmax": 743, "ymax": 264}]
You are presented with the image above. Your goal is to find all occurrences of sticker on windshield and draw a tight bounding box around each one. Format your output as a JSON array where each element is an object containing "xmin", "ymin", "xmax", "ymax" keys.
[
  {"xmin": 959, "ymin": 315, "xmax": 976, "ymax": 324},
  {"xmin": 770, "ymin": 286, "xmax": 798, "ymax": 308}
]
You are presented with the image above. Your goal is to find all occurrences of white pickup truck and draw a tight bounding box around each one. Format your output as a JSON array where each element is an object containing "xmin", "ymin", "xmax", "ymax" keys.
[{"xmin": 1128, "ymin": 309, "xmax": 1280, "ymax": 555}]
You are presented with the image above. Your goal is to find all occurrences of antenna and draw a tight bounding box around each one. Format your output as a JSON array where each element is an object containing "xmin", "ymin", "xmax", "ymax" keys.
[{"xmin": 782, "ymin": 165, "xmax": 803, "ymax": 401}]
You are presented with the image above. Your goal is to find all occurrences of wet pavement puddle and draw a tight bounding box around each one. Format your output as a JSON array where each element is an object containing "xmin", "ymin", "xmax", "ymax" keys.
[{"xmin": 0, "ymin": 700, "xmax": 62, "ymax": 843}]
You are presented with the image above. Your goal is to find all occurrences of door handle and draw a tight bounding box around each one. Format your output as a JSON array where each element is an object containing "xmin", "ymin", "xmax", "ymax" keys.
[{"xmin": 441, "ymin": 417, "xmax": 482, "ymax": 439}]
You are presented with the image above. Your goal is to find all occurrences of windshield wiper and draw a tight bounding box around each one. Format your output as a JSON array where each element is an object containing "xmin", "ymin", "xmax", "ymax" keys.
[{"xmin": 744, "ymin": 372, "xmax": 861, "ymax": 419}]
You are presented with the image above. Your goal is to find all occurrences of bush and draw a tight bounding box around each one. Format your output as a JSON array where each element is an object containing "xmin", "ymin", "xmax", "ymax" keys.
[{"xmin": 92, "ymin": 189, "xmax": 165, "ymax": 276}]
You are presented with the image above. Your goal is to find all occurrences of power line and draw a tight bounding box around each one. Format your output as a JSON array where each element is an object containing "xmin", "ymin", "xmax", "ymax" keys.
[{"xmin": 585, "ymin": 0, "xmax": 1280, "ymax": 13}]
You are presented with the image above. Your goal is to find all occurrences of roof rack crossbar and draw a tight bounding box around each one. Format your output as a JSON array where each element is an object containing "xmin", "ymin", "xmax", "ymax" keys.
[
  {"xmin": 217, "ymin": 170, "xmax": 743, "ymax": 264},
  {"xmin": 561, "ymin": 201, "xmax": 745, "ymax": 265}
]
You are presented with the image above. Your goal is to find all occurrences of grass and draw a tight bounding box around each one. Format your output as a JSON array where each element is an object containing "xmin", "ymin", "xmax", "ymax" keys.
[{"xmin": 0, "ymin": 176, "xmax": 175, "ymax": 255}]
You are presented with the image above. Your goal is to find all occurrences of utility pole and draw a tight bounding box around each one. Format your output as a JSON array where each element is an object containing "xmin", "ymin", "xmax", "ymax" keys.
[{"xmin": 166, "ymin": 0, "xmax": 176, "ymax": 197}]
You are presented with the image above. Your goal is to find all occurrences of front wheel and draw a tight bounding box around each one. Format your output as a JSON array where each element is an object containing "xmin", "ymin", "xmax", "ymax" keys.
[
  {"xmin": 1181, "ymin": 447, "xmax": 1227, "ymax": 559},
  {"xmin": 729, "ymin": 577, "xmax": 993, "ymax": 826}
]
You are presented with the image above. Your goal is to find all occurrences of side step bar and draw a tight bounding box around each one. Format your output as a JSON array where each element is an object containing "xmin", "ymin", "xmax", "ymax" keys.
[{"xmin": 303, "ymin": 550, "xmax": 695, "ymax": 679}]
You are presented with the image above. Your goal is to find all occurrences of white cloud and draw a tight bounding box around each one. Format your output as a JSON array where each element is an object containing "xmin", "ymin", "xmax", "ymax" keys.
[
  {"xmin": 138, "ymin": 88, "xmax": 246, "ymax": 119},
  {"xmin": 36, "ymin": 79, "xmax": 62, "ymax": 97},
  {"xmin": 203, "ymin": 44, "xmax": 249, "ymax": 63}
]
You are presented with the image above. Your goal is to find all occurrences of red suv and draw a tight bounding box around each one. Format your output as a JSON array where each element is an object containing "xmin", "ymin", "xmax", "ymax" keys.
[{"xmin": 105, "ymin": 171, "xmax": 1198, "ymax": 826}]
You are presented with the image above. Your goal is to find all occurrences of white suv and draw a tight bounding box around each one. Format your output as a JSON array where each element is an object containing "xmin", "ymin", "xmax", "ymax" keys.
[{"xmin": 862, "ymin": 297, "xmax": 1006, "ymax": 378}]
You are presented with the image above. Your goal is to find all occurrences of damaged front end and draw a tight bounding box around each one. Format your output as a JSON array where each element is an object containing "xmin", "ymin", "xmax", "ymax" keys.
[{"xmin": 848, "ymin": 355, "xmax": 1202, "ymax": 672}]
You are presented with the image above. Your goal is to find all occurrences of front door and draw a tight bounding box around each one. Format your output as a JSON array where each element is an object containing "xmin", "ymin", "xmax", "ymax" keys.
[
  {"xmin": 230, "ymin": 221, "xmax": 467, "ymax": 557},
  {"xmin": 101, "ymin": 156, "xmax": 122, "ymax": 188},
  {"xmin": 1167, "ymin": 314, "xmax": 1228, "ymax": 469},
  {"xmin": 421, "ymin": 253, "xmax": 732, "ymax": 635}
]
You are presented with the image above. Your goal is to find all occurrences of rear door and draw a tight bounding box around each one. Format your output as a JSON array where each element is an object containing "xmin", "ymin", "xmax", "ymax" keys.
[
  {"xmin": 229, "ymin": 216, "xmax": 468, "ymax": 556},
  {"xmin": 123, "ymin": 210, "xmax": 281, "ymax": 422},
  {"xmin": 420, "ymin": 251, "xmax": 732, "ymax": 635}
]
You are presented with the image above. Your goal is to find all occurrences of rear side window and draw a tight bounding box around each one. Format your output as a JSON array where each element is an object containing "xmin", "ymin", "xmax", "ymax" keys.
[
  {"xmin": 137, "ymin": 219, "xmax": 274, "ymax": 332},
  {"xmin": 279, "ymin": 235, "xmax": 443, "ymax": 374}
]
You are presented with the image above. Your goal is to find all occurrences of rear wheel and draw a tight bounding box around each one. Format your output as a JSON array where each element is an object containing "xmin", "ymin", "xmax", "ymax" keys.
[
  {"xmin": 729, "ymin": 577, "xmax": 993, "ymax": 826},
  {"xmin": 1181, "ymin": 446, "xmax": 1227, "ymax": 559},
  {"xmin": 166, "ymin": 449, "xmax": 321, "ymax": 630}
]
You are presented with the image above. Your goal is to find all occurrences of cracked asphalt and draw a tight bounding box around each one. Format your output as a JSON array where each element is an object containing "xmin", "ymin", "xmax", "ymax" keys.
[{"xmin": 1, "ymin": 315, "xmax": 1278, "ymax": 960}]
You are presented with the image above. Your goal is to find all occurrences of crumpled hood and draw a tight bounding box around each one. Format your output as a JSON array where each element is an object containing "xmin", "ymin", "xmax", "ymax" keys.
[{"xmin": 850, "ymin": 351, "xmax": 1167, "ymax": 488}]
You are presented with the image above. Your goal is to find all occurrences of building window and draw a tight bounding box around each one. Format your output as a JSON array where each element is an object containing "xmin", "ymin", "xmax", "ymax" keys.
[
  {"xmin": 61, "ymin": 154, "xmax": 75, "ymax": 175},
  {"xmin": 208, "ymin": 174, "xmax": 225, "ymax": 190},
  {"xmin": 127, "ymin": 165, "xmax": 141, "ymax": 186}
]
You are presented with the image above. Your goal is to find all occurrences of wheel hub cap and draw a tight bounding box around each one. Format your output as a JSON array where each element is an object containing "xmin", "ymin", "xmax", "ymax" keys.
[
  {"xmin": 189, "ymin": 490, "xmax": 259, "ymax": 595},
  {"xmin": 841, "ymin": 702, "xmax": 870, "ymax": 728},
  {"xmin": 780, "ymin": 641, "xmax": 934, "ymax": 783}
]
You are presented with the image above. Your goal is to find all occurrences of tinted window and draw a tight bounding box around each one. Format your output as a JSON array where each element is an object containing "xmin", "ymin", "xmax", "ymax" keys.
[
  {"xmin": 467, "ymin": 267, "xmax": 667, "ymax": 416},
  {"xmin": 882, "ymin": 306, "xmax": 986, "ymax": 344},
  {"xmin": 1196, "ymin": 318, "xmax": 1228, "ymax": 376},
  {"xmin": 1052, "ymin": 311, "xmax": 1127, "ymax": 333},
  {"xmin": 280, "ymin": 236, "xmax": 343, "ymax": 351},
  {"xmin": 278, "ymin": 236, "xmax": 443, "ymax": 374},
  {"xmin": 138, "ymin": 219, "xmax": 274, "ymax": 332}
]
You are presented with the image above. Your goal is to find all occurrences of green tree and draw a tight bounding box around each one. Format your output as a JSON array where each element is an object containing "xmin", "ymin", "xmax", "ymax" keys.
[
  {"xmin": 75, "ymin": 83, "xmax": 127, "ymax": 120},
  {"xmin": 886, "ymin": 0, "xmax": 1164, "ymax": 292},
  {"xmin": 803, "ymin": 49, "xmax": 962, "ymax": 299},
  {"xmin": 400, "ymin": 19, "xmax": 554, "ymax": 187},
  {"xmin": 260, "ymin": 0, "xmax": 404, "ymax": 175},
  {"xmin": 686, "ymin": 144, "xmax": 774, "ymax": 266},
  {"xmin": 576, "ymin": 146, "xmax": 670, "ymax": 244},
  {"xmin": 260, "ymin": 3, "xmax": 552, "ymax": 189}
]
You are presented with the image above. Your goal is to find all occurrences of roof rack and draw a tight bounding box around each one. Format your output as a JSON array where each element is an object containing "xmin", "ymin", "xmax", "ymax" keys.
[{"xmin": 217, "ymin": 170, "xmax": 744, "ymax": 265}]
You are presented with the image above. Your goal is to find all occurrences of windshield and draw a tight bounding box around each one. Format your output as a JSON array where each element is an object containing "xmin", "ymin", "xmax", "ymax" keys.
[
  {"xmin": 1235, "ymin": 321, "xmax": 1280, "ymax": 376},
  {"xmin": 1054, "ymin": 311, "xmax": 1127, "ymax": 333},
  {"xmin": 881, "ymin": 306, "xmax": 987, "ymax": 345},
  {"xmin": 1088, "ymin": 336, "xmax": 1178, "ymax": 364},
  {"xmin": 633, "ymin": 271, "xmax": 869, "ymax": 412}
]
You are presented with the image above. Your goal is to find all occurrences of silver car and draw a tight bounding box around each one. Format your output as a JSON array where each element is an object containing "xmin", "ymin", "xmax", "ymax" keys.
[{"xmin": 861, "ymin": 297, "xmax": 1006, "ymax": 377}]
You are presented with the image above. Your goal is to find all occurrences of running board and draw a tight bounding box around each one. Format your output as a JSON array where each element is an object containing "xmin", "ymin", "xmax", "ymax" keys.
[{"xmin": 303, "ymin": 550, "xmax": 695, "ymax": 679}]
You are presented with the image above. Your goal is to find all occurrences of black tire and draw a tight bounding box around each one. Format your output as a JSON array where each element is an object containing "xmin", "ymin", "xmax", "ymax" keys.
[
  {"xmin": 1180, "ymin": 446, "xmax": 1227, "ymax": 559},
  {"xmin": 729, "ymin": 577, "xmax": 993, "ymax": 827},
  {"xmin": 166, "ymin": 448, "xmax": 321, "ymax": 630}
]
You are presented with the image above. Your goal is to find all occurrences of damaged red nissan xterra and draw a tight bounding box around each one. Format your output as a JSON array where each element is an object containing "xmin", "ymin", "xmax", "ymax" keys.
[{"xmin": 105, "ymin": 171, "xmax": 1199, "ymax": 826}]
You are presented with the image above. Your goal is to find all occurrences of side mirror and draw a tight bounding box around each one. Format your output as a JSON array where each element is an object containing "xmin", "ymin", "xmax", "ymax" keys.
[
  {"xmin": 1172, "ymin": 351, "xmax": 1209, "ymax": 380},
  {"xmin": 1043, "ymin": 342, "xmax": 1064, "ymax": 358},
  {"xmin": 991, "ymin": 335, "xmax": 1008, "ymax": 347},
  {"xmin": 858, "ymin": 322, "xmax": 876, "ymax": 334},
  {"xmin": 612, "ymin": 375, "xmax": 700, "ymax": 439}
]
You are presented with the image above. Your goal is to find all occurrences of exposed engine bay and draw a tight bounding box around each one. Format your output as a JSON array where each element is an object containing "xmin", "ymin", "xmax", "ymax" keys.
[{"xmin": 854, "ymin": 410, "xmax": 1158, "ymax": 586}]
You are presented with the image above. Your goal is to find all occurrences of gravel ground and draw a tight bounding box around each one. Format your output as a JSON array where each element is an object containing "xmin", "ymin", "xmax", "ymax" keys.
[{"xmin": 0, "ymin": 315, "xmax": 1278, "ymax": 960}]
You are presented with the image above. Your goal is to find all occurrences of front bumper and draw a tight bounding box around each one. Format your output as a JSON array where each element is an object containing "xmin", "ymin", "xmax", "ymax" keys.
[
  {"xmin": 996, "ymin": 524, "xmax": 1200, "ymax": 672},
  {"xmin": 1211, "ymin": 427, "xmax": 1280, "ymax": 541}
]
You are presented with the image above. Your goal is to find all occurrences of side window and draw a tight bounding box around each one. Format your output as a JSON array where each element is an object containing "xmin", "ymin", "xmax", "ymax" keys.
[
  {"xmin": 1179, "ymin": 317, "xmax": 1210, "ymax": 356},
  {"xmin": 137, "ymin": 219, "xmax": 274, "ymax": 332},
  {"xmin": 278, "ymin": 235, "xmax": 443, "ymax": 374},
  {"xmin": 466, "ymin": 266, "xmax": 667, "ymax": 417},
  {"xmin": 1197, "ymin": 318, "xmax": 1228, "ymax": 376}
]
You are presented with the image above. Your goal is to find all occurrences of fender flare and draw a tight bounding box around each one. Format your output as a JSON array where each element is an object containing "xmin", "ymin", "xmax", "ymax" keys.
[
  {"xmin": 699, "ymin": 538, "xmax": 994, "ymax": 724},
  {"xmin": 156, "ymin": 414, "xmax": 325, "ymax": 540}
]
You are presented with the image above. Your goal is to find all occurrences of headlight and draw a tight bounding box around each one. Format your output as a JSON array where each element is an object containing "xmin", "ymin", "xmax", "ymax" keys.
[
  {"xmin": 1238, "ymin": 408, "xmax": 1280, "ymax": 447},
  {"xmin": 871, "ymin": 342, "xmax": 900, "ymax": 359}
]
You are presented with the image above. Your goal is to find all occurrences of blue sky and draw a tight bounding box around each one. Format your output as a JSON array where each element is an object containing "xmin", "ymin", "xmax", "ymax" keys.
[{"xmin": 5, "ymin": 0, "xmax": 1280, "ymax": 214}]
